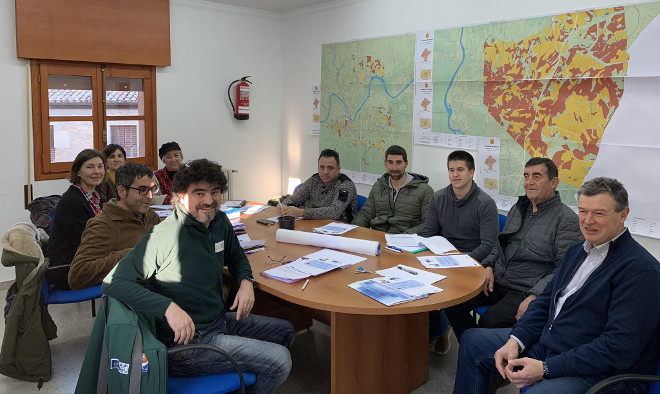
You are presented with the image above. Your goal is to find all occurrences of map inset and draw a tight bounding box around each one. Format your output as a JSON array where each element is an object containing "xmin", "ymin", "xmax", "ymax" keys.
[{"xmin": 320, "ymin": 35, "xmax": 415, "ymax": 174}]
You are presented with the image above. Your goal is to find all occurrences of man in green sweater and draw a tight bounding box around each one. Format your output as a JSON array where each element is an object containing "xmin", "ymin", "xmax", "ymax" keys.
[
  {"xmin": 352, "ymin": 145, "xmax": 434, "ymax": 234},
  {"xmin": 103, "ymin": 159, "xmax": 294, "ymax": 393}
]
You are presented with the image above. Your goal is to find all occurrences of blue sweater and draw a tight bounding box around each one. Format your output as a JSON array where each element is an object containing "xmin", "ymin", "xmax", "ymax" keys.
[{"xmin": 511, "ymin": 229, "xmax": 660, "ymax": 379}]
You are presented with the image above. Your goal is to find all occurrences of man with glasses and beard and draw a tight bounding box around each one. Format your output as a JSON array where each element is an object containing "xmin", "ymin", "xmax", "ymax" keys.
[
  {"xmin": 68, "ymin": 162, "xmax": 161, "ymax": 290},
  {"xmin": 103, "ymin": 159, "xmax": 295, "ymax": 394},
  {"xmin": 352, "ymin": 145, "xmax": 434, "ymax": 234}
]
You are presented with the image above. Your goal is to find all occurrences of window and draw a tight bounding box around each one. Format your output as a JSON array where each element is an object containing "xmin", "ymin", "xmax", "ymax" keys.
[{"xmin": 31, "ymin": 61, "xmax": 157, "ymax": 180}]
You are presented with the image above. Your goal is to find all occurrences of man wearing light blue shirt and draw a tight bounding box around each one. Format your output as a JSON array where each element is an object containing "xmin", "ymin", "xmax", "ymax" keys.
[{"xmin": 453, "ymin": 177, "xmax": 660, "ymax": 394}]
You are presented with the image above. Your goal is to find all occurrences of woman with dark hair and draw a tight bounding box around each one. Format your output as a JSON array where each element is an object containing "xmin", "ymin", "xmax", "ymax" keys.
[
  {"xmin": 96, "ymin": 144, "xmax": 126, "ymax": 202},
  {"xmin": 154, "ymin": 141, "xmax": 183, "ymax": 205},
  {"xmin": 47, "ymin": 149, "xmax": 106, "ymax": 290}
]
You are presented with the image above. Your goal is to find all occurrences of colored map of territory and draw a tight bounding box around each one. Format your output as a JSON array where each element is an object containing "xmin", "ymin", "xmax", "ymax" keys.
[
  {"xmin": 320, "ymin": 34, "xmax": 415, "ymax": 175},
  {"xmin": 431, "ymin": 4, "xmax": 660, "ymax": 204}
]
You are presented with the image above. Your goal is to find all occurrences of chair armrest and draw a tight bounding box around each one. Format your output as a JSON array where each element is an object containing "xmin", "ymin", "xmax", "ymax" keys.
[
  {"xmin": 585, "ymin": 373, "xmax": 660, "ymax": 394},
  {"xmin": 167, "ymin": 344, "xmax": 247, "ymax": 394}
]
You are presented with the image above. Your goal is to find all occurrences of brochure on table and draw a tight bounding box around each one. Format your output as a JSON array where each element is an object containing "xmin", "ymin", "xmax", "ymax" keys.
[
  {"xmin": 349, "ymin": 265, "xmax": 446, "ymax": 306},
  {"xmin": 418, "ymin": 255, "xmax": 480, "ymax": 269},
  {"xmin": 313, "ymin": 222, "xmax": 358, "ymax": 235},
  {"xmin": 384, "ymin": 234, "xmax": 457, "ymax": 254},
  {"xmin": 261, "ymin": 249, "xmax": 366, "ymax": 283}
]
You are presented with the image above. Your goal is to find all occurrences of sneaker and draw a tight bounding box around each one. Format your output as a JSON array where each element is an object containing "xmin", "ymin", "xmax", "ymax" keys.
[{"xmin": 434, "ymin": 327, "xmax": 451, "ymax": 355}]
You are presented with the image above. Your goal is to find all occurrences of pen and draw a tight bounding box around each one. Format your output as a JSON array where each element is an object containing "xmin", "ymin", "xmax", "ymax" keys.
[
  {"xmin": 301, "ymin": 279, "xmax": 310, "ymax": 291},
  {"xmin": 411, "ymin": 247, "xmax": 429, "ymax": 254},
  {"xmin": 385, "ymin": 246, "xmax": 402, "ymax": 253},
  {"xmin": 397, "ymin": 265, "xmax": 418, "ymax": 275},
  {"xmin": 245, "ymin": 247, "xmax": 266, "ymax": 255}
]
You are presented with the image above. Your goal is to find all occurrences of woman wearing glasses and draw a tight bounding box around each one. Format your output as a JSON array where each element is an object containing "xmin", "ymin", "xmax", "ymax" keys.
[{"xmin": 47, "ymin": 149, "xmax": 107, "ymax": 290}]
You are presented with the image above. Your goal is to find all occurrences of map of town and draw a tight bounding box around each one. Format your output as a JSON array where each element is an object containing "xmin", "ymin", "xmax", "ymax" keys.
[
  {"xmin": 431, "ymin": 3, "xmax": 660, "ymax": 203},
  {"xmin": 320, "ymin": 34, "xmax": 415, "ymax": 174}
]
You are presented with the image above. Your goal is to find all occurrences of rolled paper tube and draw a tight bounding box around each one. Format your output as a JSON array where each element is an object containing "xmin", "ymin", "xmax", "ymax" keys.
[{"xmin": 275, "ymin": 229, "xmax": 381, "ymax": 256}]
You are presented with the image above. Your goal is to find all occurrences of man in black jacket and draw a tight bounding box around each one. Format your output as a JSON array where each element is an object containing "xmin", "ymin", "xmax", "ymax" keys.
[{"xmin": 446, "ymin": 158, "xmax": 581, "ymax": 341}]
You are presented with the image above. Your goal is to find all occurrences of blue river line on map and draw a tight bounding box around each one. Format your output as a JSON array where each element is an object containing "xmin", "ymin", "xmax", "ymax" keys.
[
  {"xmin": 445, "ymin": 27, "xmax": 465, "ymax": 135},
  {"xmin": 320, "ymin": 76, "xmax": 414, "ymax": 124}
]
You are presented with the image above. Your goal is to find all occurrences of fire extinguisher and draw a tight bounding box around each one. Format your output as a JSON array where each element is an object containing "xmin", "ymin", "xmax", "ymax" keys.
[{"xmin": 228, "ymin": 76, "xmax": 252, "ymax": 120}]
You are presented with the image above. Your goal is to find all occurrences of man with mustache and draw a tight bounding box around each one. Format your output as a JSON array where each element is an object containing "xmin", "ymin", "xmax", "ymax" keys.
[
  {"xmin": 446, "ymin": 157, "xmax": 581, "ymax": 343},
  {"xmin": 103, "ymin": 159, "xmax": 295, "ymax": 393},
  {"xmin": 352, "ymin": 145, "xmax": 434, "ymax": 234}
]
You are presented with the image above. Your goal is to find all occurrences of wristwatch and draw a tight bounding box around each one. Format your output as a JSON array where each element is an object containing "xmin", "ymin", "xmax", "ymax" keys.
[
  {"xmin": 244, "ymin": 276, "xmax": 256, "ymax": 287},
  {"xmin": 542, "ymin": 361, "xmax": 551, "ymax": 380}
]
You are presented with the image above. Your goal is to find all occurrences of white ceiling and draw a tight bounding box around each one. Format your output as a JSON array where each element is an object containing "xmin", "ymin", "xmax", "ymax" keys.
[{"xmin": 206, "ymin": 0, "xmax": 337, "ymax": 13}]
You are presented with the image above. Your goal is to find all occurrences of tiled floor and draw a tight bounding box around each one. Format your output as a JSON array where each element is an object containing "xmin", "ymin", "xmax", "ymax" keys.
[{"xmin": 0, "ymin": 289, "xmax": 519, "ymax": 393}]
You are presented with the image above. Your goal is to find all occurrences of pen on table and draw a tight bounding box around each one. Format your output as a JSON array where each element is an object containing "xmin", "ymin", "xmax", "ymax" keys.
[
  {"xmin": 385, "ymin": 245, "xmax": 403, "ymax": 253},
  {"xmin": 397, "ymin": 265, "xmax": 418, "ymax": 275},
  {"xmin": 301, "ymin": 279, "xmax": 310, "ymax": 291},
  {"xmin": 411, "ymin": 247, "xmax": 428, "ymax": 254},
  {"xmin": 245, "ymin": 247, "xmax": 266, "ymax": 255},
  {"xmin": 441, "ymin": 251, "xmax": 462, "ymax": 256}
]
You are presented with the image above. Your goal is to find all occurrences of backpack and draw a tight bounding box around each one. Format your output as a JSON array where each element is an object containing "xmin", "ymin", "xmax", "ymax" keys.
[
  {"xmin": 26, "ymin": 195, "xmax": 60, "ymax": 234},
  {"xmin": 75, "ymin": 296, "xmax": 167, "ymax": 394}
]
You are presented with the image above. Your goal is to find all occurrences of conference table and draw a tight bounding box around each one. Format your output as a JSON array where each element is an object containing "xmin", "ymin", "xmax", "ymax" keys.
[{"xmin": 239, "ymin": 206, "xmax": 486, "ymax": 394}]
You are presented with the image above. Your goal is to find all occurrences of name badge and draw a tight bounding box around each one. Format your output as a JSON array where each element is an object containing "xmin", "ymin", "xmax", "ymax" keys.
[{"xmin": 215, "ymin": 241, "xmax": 224, "ymax": 253}]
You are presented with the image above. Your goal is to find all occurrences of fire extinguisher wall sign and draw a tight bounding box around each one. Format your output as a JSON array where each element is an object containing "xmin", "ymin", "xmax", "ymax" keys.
[{"xmin": 228, "ymin": 76, "xmax": 252, "ymax": 120}]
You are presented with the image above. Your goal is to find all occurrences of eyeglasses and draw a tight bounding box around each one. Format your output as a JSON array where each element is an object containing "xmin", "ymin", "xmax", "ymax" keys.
[
  {"xmin": 127, "ymin": 185, "xmax": 160, "ymax": 196},
  {"xmin": 266, "ymin": 255, "xmax": 286, "ymax": 265}
]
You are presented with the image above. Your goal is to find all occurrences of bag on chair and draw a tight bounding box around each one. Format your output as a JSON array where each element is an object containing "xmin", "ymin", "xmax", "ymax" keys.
[{"xmin": 75, "ymin": 296, "xmax": 167, "ymax": 394}]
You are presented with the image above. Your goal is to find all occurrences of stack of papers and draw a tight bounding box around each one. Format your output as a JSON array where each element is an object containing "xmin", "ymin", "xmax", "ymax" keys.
[
  {"xmin": 349, "ymin": 275, "xmax": 443, "ymax": 306},
  {"xmin": 220, "ymin": 200, "xmax": 246, "ymax": 210},
  {"xmin": 349, "ymin": 264, "xmax": 445, "ymax": 306},
  {"xmin": 240, "ymin": 204, "xmax": 269, "ymax": 214},
  {"xmin": 384, "ymin": 234, "xmax": 458, "ymax": 255},
  {"xmin": 233, "ymin": 222, "xmax": 246, "ymax": 234},
  {"xmin": 155, "ymin": 210, "xmax": 172, "ymax": 218},
  {"xmin": 237, "ymin": 233, "xmax": 265, "ymax": 250},
  {"xmin": 261, "ymin": 249, "xmax": 366, "ymax": 283},
  {"xmin": 418, "ymin": 255, "xmax": 480, "ymax": 269},
  {"xmin": 313, "ymin": 222, "xmax": 358, "ymax": 235}
]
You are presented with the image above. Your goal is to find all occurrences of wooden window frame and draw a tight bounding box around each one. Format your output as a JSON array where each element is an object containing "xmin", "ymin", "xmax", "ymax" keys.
[{"xmin": 31, "ymin": 60, "xmax": 157, "ymax": 180}]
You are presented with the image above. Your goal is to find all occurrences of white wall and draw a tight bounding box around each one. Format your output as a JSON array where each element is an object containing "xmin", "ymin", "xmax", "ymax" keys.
[
  {"xmin": 281, "ymin": 0, "xmax": 660, "ymax": 257},
  {"xmin": 0, "ymin": 0, "xmax": 284, "ymax": 282}
]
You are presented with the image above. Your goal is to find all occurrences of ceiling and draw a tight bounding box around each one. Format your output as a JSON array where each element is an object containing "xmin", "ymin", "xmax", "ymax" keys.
[{"xmin": 206, "ymin": 0, "xmax": 337, "ymax": 13}]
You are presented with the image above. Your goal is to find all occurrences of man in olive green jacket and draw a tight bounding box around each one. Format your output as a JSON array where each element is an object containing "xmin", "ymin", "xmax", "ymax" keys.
[{"xmin": 352, "ymin": 145, "xmax": 434, "ymax": 234}]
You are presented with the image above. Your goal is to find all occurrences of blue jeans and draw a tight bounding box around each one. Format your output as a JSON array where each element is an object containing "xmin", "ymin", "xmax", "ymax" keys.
[
  {"xmin": 168, "ymin": 312, "xmax": 295, "ymax": 394},
  {"xmin": 453, "ymin": 328, "xmax": 645, "ymax": 394},
  {"xmin": 429, "ymin": 309, "xmax": 450, "ymax": 341}
]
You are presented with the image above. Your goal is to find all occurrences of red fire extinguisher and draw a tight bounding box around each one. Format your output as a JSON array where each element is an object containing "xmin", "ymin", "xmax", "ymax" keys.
[{"xmin": 228, "ymin": 76, "xmax": 252, "ymax": 120}]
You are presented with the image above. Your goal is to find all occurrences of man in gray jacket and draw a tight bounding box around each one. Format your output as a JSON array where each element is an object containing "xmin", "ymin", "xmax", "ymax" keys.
[
  {"xmin": 352, "ymin": 145, "xmax": 434, "ymax": 234},
  {"xmin": 446, "ymin": 157, "xmax": 581, "ymax": 342},
  {"xmin": 280, "ymin": 149, "xmax": 357, "ymax": 222},
  {"xmin": 423, "ymin": 150, "xmax": 499, "ymax": 353}
]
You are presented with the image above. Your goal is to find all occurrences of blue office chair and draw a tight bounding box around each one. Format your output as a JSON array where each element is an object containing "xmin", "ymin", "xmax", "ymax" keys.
[
  {"xmin": 167, "ymin": 344, "xmax": 257, "ymax": 394},
  {"xmin": 292, "ymin": 183, "xmax": 303, "ymax": 194},
  {"xmin": 498, "ymin": 213, "xmax": 507, "ymax": 232},
  {"xmin": 585, "ymin": 361, "xmax": 660, "ymax": 394},
  {"xmin": 41, "ymin": 278, "xmax": 102, "ymax": 317},
  {"xmin": 356, "ymin": 195, "xmax": 367, "ymax": 212}
]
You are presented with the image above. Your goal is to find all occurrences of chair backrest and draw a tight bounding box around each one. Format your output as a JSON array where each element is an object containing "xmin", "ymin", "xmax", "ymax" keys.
[
  {"xmin": 293, "ymin": 183, "xmax": 303, "ymax": 194},
  {"xmin": 357, "ymin": 195, "xmax": 367, "ymax": 212},
  {"xmin": 498, "ymin": 213, "xmax": 507, "ymax": 233},
  {"xmin": 168, "ymin": 372, "xmax": 257, "ymax": 394},
  {"xmin": 650, "ymin": 362, "xmax": 660, "ymax": 394}
]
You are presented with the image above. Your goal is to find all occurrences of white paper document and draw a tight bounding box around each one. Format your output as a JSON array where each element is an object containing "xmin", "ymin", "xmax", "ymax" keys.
[
  {"xmin": 384, "ymin": 234, "xmax": 421, "ymax": 248},
  {"xmin": 240, "ymin": 204, "xmax": 269, "ymax": 214},
  {"xmin": 150, "ymin": 205, "xmax": 173, "ymax": 210},
  {"xmin": 376, "ymin": 264, "xmax": 446, "ymax": 285},
  {"xmin": 261, "ymin": 248, "xmax": 365, "ymax": 283},
  {"xmin": 313, "ymin": 222, "xmax": 358, "ymax": 235},
  {"xmin": 374, "ymin": 277, "xmax": 442, "ymax": 297},
  {"xmin": 349, "ymin": 279, "xmax": 427, "ymax": 306},
  {"xmin": 155, "ymin": 210, "xmax": 172, "ymax": 218},
  {"xmin": 418, "ymin": 255, "xmax": 480, "ymax": 269},
  {"xmin": 418, "ymin": 235, "xmax": 457, "ymax": 255}
]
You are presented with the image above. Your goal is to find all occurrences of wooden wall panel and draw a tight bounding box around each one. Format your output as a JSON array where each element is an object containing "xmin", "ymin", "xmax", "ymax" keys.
[{"xmin": 15, "ymin": 0, "xmax": 170, "ymax": 66}]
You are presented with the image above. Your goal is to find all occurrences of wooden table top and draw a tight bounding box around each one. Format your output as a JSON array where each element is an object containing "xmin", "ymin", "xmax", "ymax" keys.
[{"xmin": 242, "ymin": 207, "xmax": 486, "ymax": 316}]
